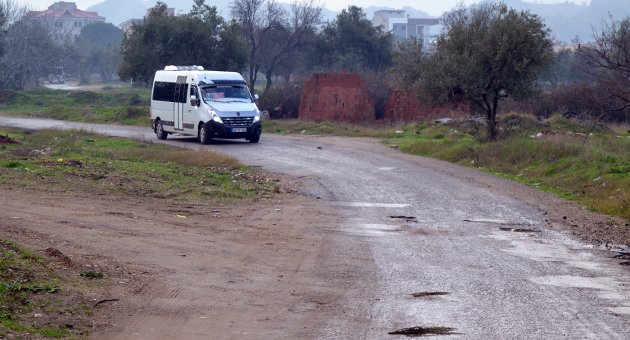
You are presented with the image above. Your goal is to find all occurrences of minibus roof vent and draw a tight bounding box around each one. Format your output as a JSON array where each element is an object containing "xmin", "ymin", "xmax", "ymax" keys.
[{"xmin": 164, "ymin": 65, "xmax": 205, "ymax": 71}]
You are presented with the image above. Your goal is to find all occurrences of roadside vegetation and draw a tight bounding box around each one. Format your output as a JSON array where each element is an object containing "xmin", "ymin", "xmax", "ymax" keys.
[
  {"xmin": 262, "ymin": 119, "xmax": 398, "ymax": 138},
  {"xmin": 0, "ymin": 129, "xmax": 275, "ymax": 202},
  {"xmin": 0, "ymin": 87, "xmax": 150, "ymax": 126},
  {"xmin": 385, "ymin": 115, "xmax": 630, "ymax": 220},
  {"xmin": 0, "ymin": 238, "xmax": 88, "ymax": 338}
]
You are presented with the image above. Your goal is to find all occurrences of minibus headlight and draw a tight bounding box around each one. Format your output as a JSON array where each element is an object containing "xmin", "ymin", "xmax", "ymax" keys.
[
  {"xmin": 253, "ymin": 113, "xmax": 260, "ymax": 123},
  {"xmin": 209, "ymin": 109, "xmax": 223, "ymax": 124}
]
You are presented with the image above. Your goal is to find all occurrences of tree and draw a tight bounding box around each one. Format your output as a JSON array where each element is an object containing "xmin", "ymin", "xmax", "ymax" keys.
[
  {"xmin": 423, "ymin": 3, "xmax": 553, "ymax": 140},
  {"xmin": 391, "ymin": 37, "xmax": 427, "ymax": 89},
  {"xmin": 230, "ymin": 0, "xmax": 282, "ymax": 90},
  {"xmin": 75, "ymin": 22, "xmax": 123, "ymax": 82},
  {"xmin": 119, "ymin": 1, "xmax": 247, "ymax": 84},
  {"xmin": 257, "ymin": 0, "xmax": 322, "ymax": 94},
  {"xmin": 317, "ymin": 6, "xmax": 393, "ymax": 72},
  {"xmin": 538, "ymin": 48, "xmax": 596, "ymax": 88},
  {"xmin": 580, "ymin": 16, "xmax": 630, "ymax": 111},
  {"xmin": 0, "ymin": 0, "xmax": 27, "ymax": 59},
  {"xmin": 0, "ymin": 18, "xmax": 66, "ymax": 89}
]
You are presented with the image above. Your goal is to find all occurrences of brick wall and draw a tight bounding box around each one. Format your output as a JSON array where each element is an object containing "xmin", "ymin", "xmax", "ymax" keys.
[
  {"xmin": 383, "ymin": 90, "xmax": 471, "ymax": 122},
  {"xmin": 383, "ymin": 91, "xmax": 422, "ymax": 122},
  {"xmin": 299, "ymin": 74, "xmax": 469, "ymax": 123},
  {"xmin": 299, "ymin": 73, "xmax": 375, "ymax": 123}
]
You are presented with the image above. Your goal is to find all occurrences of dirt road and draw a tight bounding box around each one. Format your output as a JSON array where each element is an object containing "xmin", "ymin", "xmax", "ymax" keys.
[{"xmin": 2, "ymin": 117, "xmax": 630, "ymax": 339}]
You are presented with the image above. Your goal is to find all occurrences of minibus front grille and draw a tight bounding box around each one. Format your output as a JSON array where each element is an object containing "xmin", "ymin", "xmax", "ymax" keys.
[{"xmin": 223, "ymin": 117, "xmax": 254, "ymax": 128}]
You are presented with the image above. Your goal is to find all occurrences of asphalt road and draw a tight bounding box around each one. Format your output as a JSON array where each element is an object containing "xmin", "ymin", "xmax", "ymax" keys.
[{"xmin": 2, "ymin": 116, "xmax": 630, "ymax": 339}]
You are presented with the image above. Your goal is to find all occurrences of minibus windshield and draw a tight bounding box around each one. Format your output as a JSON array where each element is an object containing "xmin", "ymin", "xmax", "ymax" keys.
[{"xmin": 201, "ymin": 85, "xmax": 252, "ymax": 103}]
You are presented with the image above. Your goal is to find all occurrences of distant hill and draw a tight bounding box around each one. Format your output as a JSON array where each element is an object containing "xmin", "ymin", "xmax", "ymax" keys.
[
  {"xmin": 88, "ymin": 0, "xmax": 630, "ymax": 42},
  {"xmin": 500, "ymin": 0, "xmax": 630, "ymax": 42}
]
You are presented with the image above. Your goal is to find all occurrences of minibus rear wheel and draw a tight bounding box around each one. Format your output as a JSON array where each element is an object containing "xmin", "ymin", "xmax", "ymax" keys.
[{"xmin": 156, "ymin": 120, "xmax": 168, "ymax": 140}]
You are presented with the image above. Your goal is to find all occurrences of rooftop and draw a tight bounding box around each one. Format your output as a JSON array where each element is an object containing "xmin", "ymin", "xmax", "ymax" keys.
[{"xmin": 26, "ymin": 1, "xmax": 104, "ymax": 20}]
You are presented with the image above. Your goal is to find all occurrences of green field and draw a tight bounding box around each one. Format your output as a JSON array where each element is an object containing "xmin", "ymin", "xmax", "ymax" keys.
[
  {"xmin": 0, "ymin": 87, "xmax": 151, "ymax": 126},
  {"xmin": 1, "ymin": 88, "xmax": 628, "ymax": 221},
  {"xmin": 386, "ymin": 115, "xmax": 630, "ymax": 220},
  {"xmin": 0, "ymin": 239, "xmax": 76, "ymax": 338},
  {"xmin": 0, "ymin": 129, "xmax": 275, "ymax": 202}
]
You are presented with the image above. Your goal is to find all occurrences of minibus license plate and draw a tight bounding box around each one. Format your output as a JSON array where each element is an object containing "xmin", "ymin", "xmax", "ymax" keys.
[{"xmin": 232, "ymin": 128, "xmax": 247, "ymax": 133}]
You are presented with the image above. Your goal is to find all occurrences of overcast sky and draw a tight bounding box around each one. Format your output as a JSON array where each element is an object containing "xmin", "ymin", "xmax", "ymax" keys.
[{"xmin": 19, "ymin": 0, "xmax": 591, "ymax": 16}]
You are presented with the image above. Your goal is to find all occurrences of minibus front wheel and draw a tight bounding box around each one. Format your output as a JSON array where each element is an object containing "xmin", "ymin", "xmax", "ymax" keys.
[{"xmin": 198, "ymin": 123, "xmax": 212, "ymax": 145}]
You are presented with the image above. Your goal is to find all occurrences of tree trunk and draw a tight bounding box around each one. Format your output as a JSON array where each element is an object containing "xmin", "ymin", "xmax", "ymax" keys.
[
  {"xmin": 487, "ymin": 97, "xmax": 499, "ymax": 141},
  {"xmin": 248, "ymin": 49, "xmax": 256, "ymax": 91},
  {"xmin": 263, "ymin": 70, "xmax": 273, "ymax": 96}
]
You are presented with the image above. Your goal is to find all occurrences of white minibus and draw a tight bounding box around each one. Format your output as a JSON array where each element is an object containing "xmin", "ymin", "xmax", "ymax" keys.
[{"xmin": 150, "ymin": 65, "xmax": 262, "ymax": 143}]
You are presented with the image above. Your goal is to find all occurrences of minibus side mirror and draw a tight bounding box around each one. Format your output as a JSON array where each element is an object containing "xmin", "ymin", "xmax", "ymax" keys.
[
  {"xmin": 190, "ymin": 95, "xmax": 200, "ymax": 107},
  {"xmin": 253, "ymin": 94, "xmax": 259, "ymax": 102}
]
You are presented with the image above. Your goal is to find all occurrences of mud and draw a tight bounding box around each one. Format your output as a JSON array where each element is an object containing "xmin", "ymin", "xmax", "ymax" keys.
[
  {"xmin": 388, "ymin": 326, "xmax": 458, "ymax": 337},
  {"xmin": 411, "ymin": 292, "xmax": 450, "ymax": 298},
  {"xmin": 390, "ymin": 215, "xmax": 418, "ymax": 223},
  {"xmin": 0, "ymin": 187, "xmax": 347, "ymax": 339},
  {"xmin": 499, "ymin": 227, "xmax": 541, "ymax": 233},
  {"xmin": 0, "ymin": 134, "xmax": 20, "ymax": 144}
]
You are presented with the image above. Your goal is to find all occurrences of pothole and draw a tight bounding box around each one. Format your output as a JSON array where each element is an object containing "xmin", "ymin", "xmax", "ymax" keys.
[
  {"xmin": 390, "ymin": 215, "xmax": 418, "ymax": 223},
  {"xmin": 499, "ymin": 227, "xmax": 541, "ymax": 233},
  {"xmin": 389, "ymin": 326, "xmax": 458, "ymax": 337},
  {"xmin": 611, "ymin": 252, "xmax": 630, "ymax": 260},
  {"xmin": 411, "ymin": 291, "xmax": 449, "ymax": 298}
]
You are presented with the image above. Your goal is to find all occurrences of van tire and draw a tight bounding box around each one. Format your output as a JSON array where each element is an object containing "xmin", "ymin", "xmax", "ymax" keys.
[
  {"xmin": 156, "ymin": 120, "xmax": 168, "ymax": 140},
  {"xmin": 248, "ymin": 135, "xmax": 260, "ymax": 143},
  {"xmin": 198, "ymin": 123, "xmax": 211, "ymax": 144}
]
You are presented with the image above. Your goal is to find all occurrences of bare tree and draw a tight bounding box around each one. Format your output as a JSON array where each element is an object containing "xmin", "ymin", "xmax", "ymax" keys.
[
  {"xmin": 0, "ymin": 0, "xmax": 26, "ymax": 27},
  {"xmin": 581, "ymin": 16, "xmax": 630, "ymax": 111},
  {"xmin": 258, "ymin": 0, "xmax": 321, "ymax": 94},
  {"xmin": 231, "ymin": 0, "xmax": 320, "ymax": 92},
  {"xmin": 0, "ymin": 0, "xmax": 26, "ymax": 58},
  {"xmin": 0, "ymin": 17, "xmax": 72, "ymax": 89},
  {"xmin": 230, "ymin": 0, "xmax": 281, "ymax": 90}
]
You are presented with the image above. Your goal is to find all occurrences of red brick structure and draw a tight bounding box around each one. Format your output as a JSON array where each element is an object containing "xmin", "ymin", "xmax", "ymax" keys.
[
  {"xmin": 299, "ymin": 73, "xmax": 374, "ymax": 122},
  {"xmin": 299, "ymin": 74, "xmax": 470, "ymax": 123},
  {"xmin": 383, "ymin": 91, "xmax": 423, "ymax": 122},
  {"xmin": 383, "ymin": 90, "xmax": 471, "ymax": 122}
]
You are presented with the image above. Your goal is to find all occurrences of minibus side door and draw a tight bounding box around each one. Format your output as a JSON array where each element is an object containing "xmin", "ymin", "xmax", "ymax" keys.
[
  {"xmin": 173, "ymin": 75, "xmax": 187, "ymax": 130},
  {"xmin": 184, "ymin": 84, "xmax": 199, "ymax": 132}
]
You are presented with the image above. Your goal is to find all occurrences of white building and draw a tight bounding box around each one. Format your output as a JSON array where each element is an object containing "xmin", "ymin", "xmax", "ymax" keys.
[
  {"xmin": 372, "ymin": 10, "xmax": 441, "ymax": 46},
  {"xmin": 26, "ymin": 2, "xmax": 105, "ymax": 39}
]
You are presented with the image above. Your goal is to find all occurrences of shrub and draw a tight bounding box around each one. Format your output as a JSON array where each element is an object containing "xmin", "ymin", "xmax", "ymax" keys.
[{"xmin": 258, "ymin": 79, "xmax": 304, "ymax": 119}]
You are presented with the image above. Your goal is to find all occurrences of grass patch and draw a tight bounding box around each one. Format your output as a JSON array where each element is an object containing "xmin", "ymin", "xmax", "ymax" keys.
[
  {"xmin": 386, "ymin": 114, "xmax": 630, "ymax": 220},
  {"xmin": 79, "ymin": 271, "xmax": 104, "ymax": 280},
  {"xmin": 262, "ymin": 119, "xmax": 399, "ymax": 138},
  {"xmin": 0, "ymin": 88, "xmax": 151, "ymax": 126},
  {"xmin": 0, "ymin": 239, "xmax": 78, "ymax": 338},
  {"xmin": 0, "ymin": 128, "xmax": 274, "ymax": 202}
]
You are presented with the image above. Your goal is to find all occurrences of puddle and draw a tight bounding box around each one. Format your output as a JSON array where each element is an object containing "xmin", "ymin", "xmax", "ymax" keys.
[
  {"xmin": 411, "ymin": 291, "xmax": 449, "ymax": 298},
  {"xmin": 390, "ymin": 215, "xmax": 418, "ymax": 223},
  {"xmin": 499, "ymin": 227, "xmax": 541, "ymax": 233},
  {"xmin": 530, "ymin": 275, "xmax": 618, "ymax": 290},
  {"xmin": 608, "ymin": 306, "xmax": 630, "ymax": 315},
  {"xmin": 339, "ymin": 202, "xmax": 410, "ymax": 208},
  {"xmin": 389, "ymin": 326, "xmax": 458, "ymax": 337},
  {"xmin": 464, "ymin": 218, "xmax": 529, "ymax": 225},
  {"xmin": 344, "ymin": 224, "xmax": 402, "ymax": 236}
]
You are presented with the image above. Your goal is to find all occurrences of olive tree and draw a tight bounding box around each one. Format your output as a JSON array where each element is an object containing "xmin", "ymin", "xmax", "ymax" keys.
[
  {"xmin": 119, "ymin": 1, "xmax": 248, "ymax": 84},
  {"xmin": 424, "ymin": 3, "xmax": 553, "ymax": 140}
]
